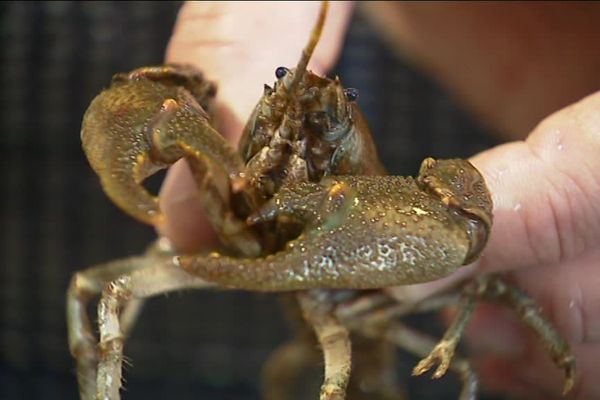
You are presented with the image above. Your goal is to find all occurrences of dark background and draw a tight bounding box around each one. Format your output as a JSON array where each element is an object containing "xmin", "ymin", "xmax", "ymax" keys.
[{"xmin": 0, "ymin": 2, "xmax": 500, "ymax": 399}]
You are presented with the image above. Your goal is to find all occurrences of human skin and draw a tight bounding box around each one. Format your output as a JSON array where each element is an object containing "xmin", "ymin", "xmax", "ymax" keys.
[{"xmin": 159, "ymin": 2, "xmax": 600, "ymax": 399}]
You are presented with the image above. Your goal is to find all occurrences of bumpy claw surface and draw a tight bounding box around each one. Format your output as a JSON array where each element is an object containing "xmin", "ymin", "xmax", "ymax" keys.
[
  {"xmin": 182, "ymin": 159, "xmax": 493, "ymax": 291},
  {"xmin": 81, "ymin": 65, "xmax": 243, "ymax": 226}
]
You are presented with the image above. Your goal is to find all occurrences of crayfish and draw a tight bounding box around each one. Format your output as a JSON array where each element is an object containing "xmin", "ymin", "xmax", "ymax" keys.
[{"xmin": 67, "ymin": 2, "xmax": 575, "ymax": 399}]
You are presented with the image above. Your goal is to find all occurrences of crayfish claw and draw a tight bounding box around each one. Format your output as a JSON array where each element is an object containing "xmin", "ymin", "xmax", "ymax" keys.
[
  {"xmin": 81, "ymin": 81, "xmax": 169, "ymax": 225},
  {"xmin": 81, "ymin": 65, "xmax": 247, "ymax": 228}
]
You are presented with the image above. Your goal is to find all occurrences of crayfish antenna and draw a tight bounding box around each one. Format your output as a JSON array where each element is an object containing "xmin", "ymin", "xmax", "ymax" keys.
[{"xmin": 287, "ymin": 0, "xmax": 329, "ymax": 94}]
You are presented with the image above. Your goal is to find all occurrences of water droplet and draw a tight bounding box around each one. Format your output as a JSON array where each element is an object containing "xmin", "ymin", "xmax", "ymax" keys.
[
  {"xmin": 554, "ymin": 131, "xmax": 564, "ymax": 151},
  {"xmin": 513, "ymin": 203, "xmax": 522, "ymax": 212}
]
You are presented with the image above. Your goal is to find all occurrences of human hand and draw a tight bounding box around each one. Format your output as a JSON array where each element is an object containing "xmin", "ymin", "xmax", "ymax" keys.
[
  {"xmin": 466, "ymin": 93, "xmax": 600, "ymax": 399},
  {"xmin": 361, "ymin": 2, "xmax": 600, "ymax": 142},
  {"xmin": 363, "ymin": 3, "xmax": 600, "ymax": 398}
]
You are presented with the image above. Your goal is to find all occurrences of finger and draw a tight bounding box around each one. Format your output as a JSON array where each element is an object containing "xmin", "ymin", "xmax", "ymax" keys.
[
  {"xmin": 156, "ymin": 159, "xmax": 220, "ymax": 253},
  {"xmin": 360, "ymin": 2, "xmax": 600, "ymax": 140},
  {"xmin": 464, "ymin": 249, "xmax": 600, "ymax": 398},
  {"xmin": 512, "ymin": 249, "xmax": 600, "ymax": 345},
  {"xmin": 468, "ymin": 308, "xmax": 600, "ymax": 399},
  {"xmin": 476, "ymin": 346, "xmax": 600, "ymax": 400},
  {"xmin": 470, "ymin": 91, "xmax": 600, "ymax": 273},
  {"xmin": 465, "ymin": 306, "xmax": 565, "ymax": 400},
  {"xmin": 166, "ymin": 1, "xmax": 354, "ymax": 143}
]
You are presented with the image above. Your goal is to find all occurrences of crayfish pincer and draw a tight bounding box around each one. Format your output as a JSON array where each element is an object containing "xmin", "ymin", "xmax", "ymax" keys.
[{"xmin": 68, "ymin": 1, "xmax": 575, "ymax": 399}]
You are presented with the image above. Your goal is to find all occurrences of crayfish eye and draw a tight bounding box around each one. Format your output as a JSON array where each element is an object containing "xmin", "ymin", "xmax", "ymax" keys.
[
  {"xmin": 343, "ymin": 88, "xmax": 359, "ymax": 102},
  {"xmin": 275, "ymin": 66, "xmax": 289, "ymax": 79}
]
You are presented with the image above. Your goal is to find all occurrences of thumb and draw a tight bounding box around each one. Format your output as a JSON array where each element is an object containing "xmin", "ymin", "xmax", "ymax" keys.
[{"xmin": 471, "ymin": 91, "xmax": 600, "ymax": 273}]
